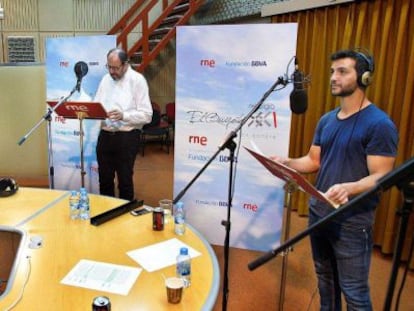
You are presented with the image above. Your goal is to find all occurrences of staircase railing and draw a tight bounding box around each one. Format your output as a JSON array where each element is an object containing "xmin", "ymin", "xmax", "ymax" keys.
[{"xmin": 108, "ymin": 0, "xmax": 204, "ymax": 72}]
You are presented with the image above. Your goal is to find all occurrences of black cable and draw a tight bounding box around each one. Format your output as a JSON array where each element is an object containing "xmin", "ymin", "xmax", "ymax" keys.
[
  {"xmin": 337, "ymin": 94, "xmax": 366, "ymax": 184},
  {"xmin": 394, "ymin": 229, "xmax": 414, "ymax": 311},
  {"xmin": 343, "ymin": 94, "xmax": 365, "ymax": 155}
]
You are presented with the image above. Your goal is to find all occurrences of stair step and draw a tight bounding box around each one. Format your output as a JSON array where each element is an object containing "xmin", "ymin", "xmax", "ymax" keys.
[
  {"xmin": 129, "ymin": 40, "xmax": 159, "ymax": 61},
  {"xmin": 131, "ymin": 63, "xmax": 141, "ymax": 69},
  {"xmin": 151, "ymin": 27, "xmax": 173, "ymax": 37},
  {"xmin": 112, "ymin": 0, "xmax": 201, "ymax": 72},
  {"xmin": 171, "ymin": 3, "xmax": 190, "ymax": 15},
  {"xmin": 131, "ymin": 52, "xmax": 142, "ymax": 59},
  {"xmin": 160, "ymin": 14, "xmax": 183, "ymax": 26},
  {"xmin": 149, "ymin": 38, "xmax": 161, "ymax": 44}
]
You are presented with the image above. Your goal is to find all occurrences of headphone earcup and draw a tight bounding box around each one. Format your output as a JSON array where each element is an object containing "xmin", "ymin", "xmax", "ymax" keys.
[
  {"xmin": 360, "ymin": 70, "xmax": 373, "ymax": 87},
  {"xmin": 0, "ymin": 178, "xmax": 19, "ymax": 197},
  {"xmin": 354, "ymin": 48, "xmax": 374, "ymax": 87}
]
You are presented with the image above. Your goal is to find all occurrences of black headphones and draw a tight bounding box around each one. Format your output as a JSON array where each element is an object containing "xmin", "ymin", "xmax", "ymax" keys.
[
  {"xmin": 354, "ymin": 48, "xmax": 375, "ymax": 87},
  {"xmin": 0, "ymin": 178, "xmax": 19, "ymax": 197}
]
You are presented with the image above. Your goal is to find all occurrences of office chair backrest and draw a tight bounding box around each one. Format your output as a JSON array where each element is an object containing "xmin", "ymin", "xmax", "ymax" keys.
[{"xmin": 165, "ymin": 102, "xmax": 175, "ymax": 124}]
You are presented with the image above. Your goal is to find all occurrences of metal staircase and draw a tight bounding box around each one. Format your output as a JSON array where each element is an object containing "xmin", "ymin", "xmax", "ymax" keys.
[{"xmin": 108, "ymin": 0, "xmax": 204, "ymax": 72}]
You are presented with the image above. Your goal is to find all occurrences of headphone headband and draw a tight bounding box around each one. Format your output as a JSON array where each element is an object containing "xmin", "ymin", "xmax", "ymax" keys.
[{"xmin": 353, "ymin": 47, "xmax": 374, "ymax": 87}]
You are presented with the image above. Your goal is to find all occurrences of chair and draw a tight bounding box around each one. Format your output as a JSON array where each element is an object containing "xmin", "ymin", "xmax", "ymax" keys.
[
  {"xmin": 164, "ymin": 102, "xmax": 175, "ymax": 126},
  {"xmin": 161, "ymin": 102, "xmax": 175, "ymax": 141},
  {"xmin": 139, "ymin": 102, "xmax": 170, "ymax": 156}
]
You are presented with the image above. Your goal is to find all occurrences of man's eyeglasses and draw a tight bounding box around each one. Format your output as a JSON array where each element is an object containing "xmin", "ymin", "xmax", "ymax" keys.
[{"xmin": 106, "ymin": 63, "xmax": 124, "ymax": 72}]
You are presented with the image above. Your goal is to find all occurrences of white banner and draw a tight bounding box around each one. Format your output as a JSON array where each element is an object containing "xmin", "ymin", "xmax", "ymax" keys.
[
  {"xmin": 175, "ymin": 24, "xmax": 298, "ymax": 251},
  {"xmin": 46, "ymin": 35, "xmax": 116, "ymax": 193}
]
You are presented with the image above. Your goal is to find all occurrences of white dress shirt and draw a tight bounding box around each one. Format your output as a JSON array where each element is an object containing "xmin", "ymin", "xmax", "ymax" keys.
[{"xmin": 94, "ymin": 65, "xmax": 153, "ymax": 131}]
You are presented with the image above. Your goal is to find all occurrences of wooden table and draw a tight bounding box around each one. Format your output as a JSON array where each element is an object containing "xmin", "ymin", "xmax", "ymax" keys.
[{"xmin": 0, "ymin": 188, "xmax": 219, "ymax": 310}]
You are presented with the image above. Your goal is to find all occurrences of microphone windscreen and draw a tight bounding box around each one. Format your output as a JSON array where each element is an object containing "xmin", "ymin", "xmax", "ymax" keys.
[
  {"xmin": 290, "ymin": 90, "xmax": 308, "ymax": 114},
  {"xmin": 74, "ymin": 61, "xmax": 89, "ymax": 79}
]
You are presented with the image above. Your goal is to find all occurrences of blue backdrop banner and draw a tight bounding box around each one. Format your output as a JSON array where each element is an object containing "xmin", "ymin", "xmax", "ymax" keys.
[
  {"xmin": 46, "ymin": 35, "xmax": 116, "ymax": 193},
  {"xmin": 174, "ymin": 24, "xmax": 298, "ymax": 251}
]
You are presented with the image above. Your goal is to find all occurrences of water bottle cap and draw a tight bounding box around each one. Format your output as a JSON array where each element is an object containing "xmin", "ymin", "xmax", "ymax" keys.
[
  {"xmin": 180, "ymin": 247, "xmax": 188, "ymax": 255},
  {"xmin": 176, "ymin": 202, "xmax": 184, "ymax": 208}
]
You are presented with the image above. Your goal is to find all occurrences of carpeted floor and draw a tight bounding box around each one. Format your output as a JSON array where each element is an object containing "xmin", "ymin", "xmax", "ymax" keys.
[{"xmin": 134, "ymin": 143, "xmax": 414, "ymax": 311}]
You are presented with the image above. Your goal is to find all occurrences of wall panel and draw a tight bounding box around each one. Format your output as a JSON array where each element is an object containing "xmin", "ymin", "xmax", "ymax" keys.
[
  {"xmin": 0, "ymin": 0, "xmax": 38, "ymax": 31},
  {"xmin": 74, "ymin": 0, "xmax": 136, "ymax": 31},
  {"xmin": 0, "ymin": 66, "xmax": 48, "ymax": 180}
]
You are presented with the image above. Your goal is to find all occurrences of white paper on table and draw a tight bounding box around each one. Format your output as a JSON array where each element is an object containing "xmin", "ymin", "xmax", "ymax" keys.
[
  {"xmin": 61, "ymin": 259, "xmax": 142, "ymax": 295},
  {"xmin": 127, "ymin": 238, "xmax": 202, "ymax": 272}
]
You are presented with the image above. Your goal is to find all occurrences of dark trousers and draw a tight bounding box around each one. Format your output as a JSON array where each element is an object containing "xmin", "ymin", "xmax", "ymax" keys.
[{"xmin": 96, "ymin": 129, "xmax": 140, "ymax": 200}]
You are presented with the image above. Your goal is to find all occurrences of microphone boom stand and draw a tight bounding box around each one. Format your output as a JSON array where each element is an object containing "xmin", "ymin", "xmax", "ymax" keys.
[
  {"xmin": 173, "ymin": 76, "xmax": 288, "ymax": 311},
  {"xmin": 383, "ymin": 178, "xmax": 414, "ymax": 310},
  {"xmin": 18, "ymin": 85, "xmax": 78, "ymax": 189}
]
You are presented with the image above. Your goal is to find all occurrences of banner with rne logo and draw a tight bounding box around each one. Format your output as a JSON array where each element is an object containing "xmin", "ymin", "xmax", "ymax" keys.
[
  {"xmin": 46, "ymin": 35, "xmax": 116, "ymax": 192},
  {"xmin": 174, "ymin": 24, "xmax": 298, "ymax": 251}
]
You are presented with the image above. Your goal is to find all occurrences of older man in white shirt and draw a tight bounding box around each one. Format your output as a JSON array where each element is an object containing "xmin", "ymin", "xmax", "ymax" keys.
[{"xmin": 94, "ymin": 48, "xmax": 152, "ymax": 200}]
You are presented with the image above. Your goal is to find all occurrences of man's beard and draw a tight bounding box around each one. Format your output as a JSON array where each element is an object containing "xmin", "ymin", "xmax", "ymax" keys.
[
  {"xmin": 111, "ymin": 74, "xmax": 120, "ymax": 81},
  {"xmin": 331, "ymin": 83, "xmax": 358, "ymax": 97}
]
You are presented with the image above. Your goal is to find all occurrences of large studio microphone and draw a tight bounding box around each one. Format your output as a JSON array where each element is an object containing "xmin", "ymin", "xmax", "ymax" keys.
[
  {"xmin": 74, "ymin": 61, "xmax": 89, "ymax": 92},
  {"xmin": 289, "ymin": 58, "xmax": 308, "ymax": 114}
]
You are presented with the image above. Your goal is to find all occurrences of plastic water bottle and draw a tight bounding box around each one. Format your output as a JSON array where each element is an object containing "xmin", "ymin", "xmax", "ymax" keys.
[
  {"xmin": 174, "ymin": 201, "xmax": 185, "ymax": 235},
  {"xmin": 69, "ymin": 190, "xmax": 79, "ymax": 220},
  {"xmin": 176, "ymin": 247, "xmax": 191, "ymax": 287},
  {"xmin": 78, "ymin": 187, "xmax": 90, "ymax": 220}
]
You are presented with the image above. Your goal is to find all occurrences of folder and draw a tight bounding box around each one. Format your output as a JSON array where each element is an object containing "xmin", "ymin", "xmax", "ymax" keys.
[
  {"xmin": 47, "ymin": 101, "xmax": 107, "ymax": 119},
  {"xmin": 244, "ymin": 145, "xmax": 339, "ymax": 208}
]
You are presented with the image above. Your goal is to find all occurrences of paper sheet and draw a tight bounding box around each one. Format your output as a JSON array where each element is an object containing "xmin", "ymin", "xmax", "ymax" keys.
[
  {"xmin": 127, "ymin": 238, "xmax": 202, "ymax": 272},
  {"xmin": 61, "ymin": 259, "xmax": 142, "ymax": 295}
]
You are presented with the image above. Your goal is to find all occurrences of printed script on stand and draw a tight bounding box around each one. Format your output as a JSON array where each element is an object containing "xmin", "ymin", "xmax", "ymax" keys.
[{"xmin": 244, "ymin": 145, "xmax": 339, "ymax": 209}]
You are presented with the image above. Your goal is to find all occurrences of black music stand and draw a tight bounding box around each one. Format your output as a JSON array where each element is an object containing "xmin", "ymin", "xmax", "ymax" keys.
[{"xmin": 47, "ymin": 101, "xmax": 107, "ymax": 188}]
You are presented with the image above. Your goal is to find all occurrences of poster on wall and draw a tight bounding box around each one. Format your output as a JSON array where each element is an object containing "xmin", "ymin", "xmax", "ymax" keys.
[
  {"xmin": 46, "ymin": 35, "xmax": 116, "ymax": 193},
  {"xmin": 174, "ymin": 24, "xmax": 298, "ymax": 251}
]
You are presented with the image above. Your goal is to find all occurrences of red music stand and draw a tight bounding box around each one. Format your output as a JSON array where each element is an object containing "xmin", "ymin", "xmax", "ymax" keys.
[
  {"xmin": 47, "ymin": 101, "xmax": 107, "ymax": 187},
  {"xmin": 243, "ymin": 145, "xmax": 338, "ymax": 208},
  {"xmin": 47, "ymin": 101, "xmax": 107, "ymax": 120},
  {"xmin": 244, "ymin": 144, "xmax": 338, "ymax": 310}
]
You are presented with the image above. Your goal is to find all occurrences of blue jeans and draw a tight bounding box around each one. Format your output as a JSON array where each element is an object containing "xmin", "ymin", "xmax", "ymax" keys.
[{"xmin": 309, "ymin": 211, "xmax": 373, "ymax": 311}]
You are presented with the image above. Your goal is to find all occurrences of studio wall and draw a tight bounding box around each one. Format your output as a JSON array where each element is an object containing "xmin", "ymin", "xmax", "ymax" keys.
[{"xmin": 0, "ymin": 65, "xmax": 48, "ymax": 181}]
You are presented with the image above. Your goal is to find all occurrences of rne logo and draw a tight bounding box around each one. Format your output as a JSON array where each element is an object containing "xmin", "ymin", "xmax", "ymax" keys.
[
  {"xmin": 189, "ymin": 135, "xmax": 208, "ymax": 146},
  {"xmin": 200, "ymin": 59, "xmax": 215, "ymax": 68}
]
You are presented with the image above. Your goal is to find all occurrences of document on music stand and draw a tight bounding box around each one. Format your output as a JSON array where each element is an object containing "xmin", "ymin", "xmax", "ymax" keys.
[{"xmin": 244, "ymin": 145, "xmax": 339, "ymax": 208}]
